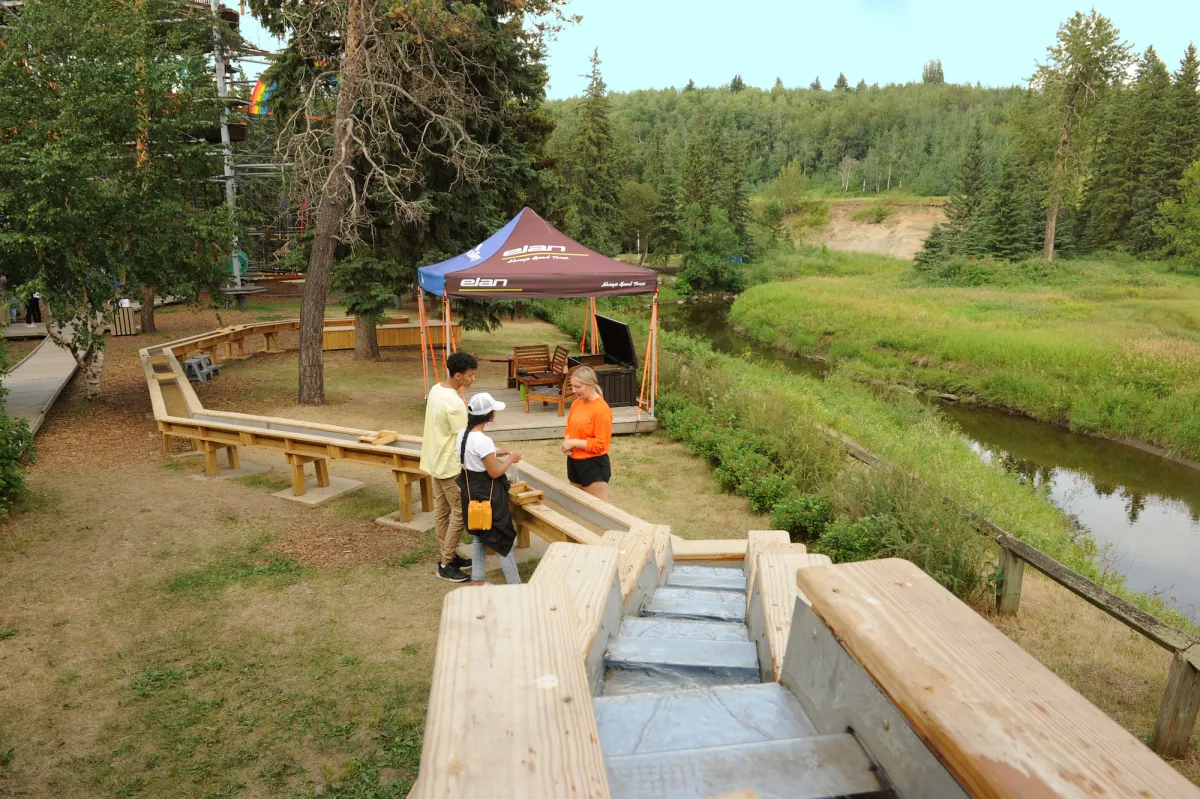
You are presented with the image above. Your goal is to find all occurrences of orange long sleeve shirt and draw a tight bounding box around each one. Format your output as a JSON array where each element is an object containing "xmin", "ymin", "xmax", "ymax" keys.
[{"xmin": 565, "ymin": 395, "xmax": 612, "ymax": 459}]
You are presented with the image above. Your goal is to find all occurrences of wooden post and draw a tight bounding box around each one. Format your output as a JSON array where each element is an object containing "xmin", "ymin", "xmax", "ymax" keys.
[
  {"xmin": 226, "ymin": 445, "xmax": 239, "ymax": 470},
  {"xmin": 202, "ymin": 441, "xmax": 218, "ymax": 477},
  {"xmin": 394, "ymin": 471, "xmax": 414, "ymax": 522},
  {"xmin": 995, "ymin": 547, "xmax": 1025, "ymax": 614},
  {"xmin": 287, "ymin": 455, "xmax": 307, "ymax": 496},
  {"xmin": 161, "ymin": 433, "xmax": 173, "ymax": 457},
  {"xmin": 1153, "ymin": 647, "xmax": 1200, "ymax": 758},
  {"xmin": 314, "ymin": 459, "xmax": 330, "ymax": 488},
  {"xmin": 419, "ymin": 476, "xmax": 434, "ymax": 513}
]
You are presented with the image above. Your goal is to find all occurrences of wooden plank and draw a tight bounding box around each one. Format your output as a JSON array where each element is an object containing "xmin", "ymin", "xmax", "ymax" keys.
[
  {"xmin": 1153, "ymin": 646, "xmax": 1200, "ymax": 758},
  {"xmin": 797, "ymin": 558, "xmax": 1200, "ymax": 799},
  {"xmin": 747, "ymin": 552, "xmax": 831, "ymax": 682},
  {"xmin": 599, "ymin": 529, "xmax": 658, "ymax": 611},
  {"xmin": 672, "ymin": 538, "xmax": 748, "ymax": 562},
  {"xmin": 514, "ymin": 461, "xmax": 646, "ymax": 532},
  {"xmin": 530, "ymin": 543, "xmax": 622, "ymax": 689},
  {"xmin": 632, "ymin": 523, "xmax": 674, "ymax": 585},
  {"xmin": 744, "ymin": 530, "xmax": 790, "ymax": 595},
  {"xmin": 515, "ymin": 503, "xmax": 603, "ymax": 547},
  {"xmin": 512, "ymin": 489, "xmax": 545, "ymax": 506},
  {"xmin": 414, "ymin": 584, "xmax": 610, "ymax": 798},
  {"xmin": 997, "ymin": 533, "xmax": 1196, "ymax": 654}
]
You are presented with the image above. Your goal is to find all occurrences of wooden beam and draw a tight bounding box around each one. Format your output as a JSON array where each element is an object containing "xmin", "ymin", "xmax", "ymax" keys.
[
  {"xmin": 996, "ymin": 533, "xmax": 1195, "ymax": 654},
  {"xmin": 797, "ymin": 558, "xmax": 1200, "ymax": 799},
  {"xmin": 672, "ymin": 538, "xmax": 748, "ymax": 562},
  {"xmin": 746, "ymin": 551, "xmax": 831, "ymax": 681},
  {"xmin": 413, "ymin": 584, "xmax": 611, "ymax": 798},
  {"xmin": 1153, "ymin": 645, "xmax": 1200, "ymax": 759},
  {"xmin": 995, "ymin": 546, "xmax": 1025, "ymax": 615},
  {"xmin": 599, "ymin": 529, "xmax": 658, "ymax": 611}
]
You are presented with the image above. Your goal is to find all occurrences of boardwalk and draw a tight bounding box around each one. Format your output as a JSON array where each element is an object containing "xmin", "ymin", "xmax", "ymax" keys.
[
  {"xmin": 3, "ymin": 337, "xmax": 78, "ymax": 434},
  {"xmin": 465, "ymin": 387, "xmax": 657, "ymax": 442}
]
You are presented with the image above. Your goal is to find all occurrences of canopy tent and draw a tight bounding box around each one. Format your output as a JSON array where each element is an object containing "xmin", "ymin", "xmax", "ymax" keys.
[{"xmin": 414, "ymin": 207, "xmax": 661, "ymax": 415}]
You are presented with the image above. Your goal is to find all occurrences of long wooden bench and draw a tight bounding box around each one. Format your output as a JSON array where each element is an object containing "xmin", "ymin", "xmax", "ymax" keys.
[
  {"xmin": 414, "ymin": 584, "xmax": 611, "ymax": 798},
  {"xmin": 794, "ymin": 558, "xmax": 1200, "ymax": 799},
  {"xmin": 530, "ymin": 543, "xmax": 623, "ymax": 690}
]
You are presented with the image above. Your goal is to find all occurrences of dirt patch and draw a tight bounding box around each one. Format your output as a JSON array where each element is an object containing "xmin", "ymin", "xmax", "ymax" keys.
[{"xmin": 803, "ymin": 200, "xmax": 946, "ymax": 260}]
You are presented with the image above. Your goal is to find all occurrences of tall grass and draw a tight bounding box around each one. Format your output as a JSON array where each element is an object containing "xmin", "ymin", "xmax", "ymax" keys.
[{"xmin": 731, "ymin": 249, "xmax": 1200, "ymax": 458}]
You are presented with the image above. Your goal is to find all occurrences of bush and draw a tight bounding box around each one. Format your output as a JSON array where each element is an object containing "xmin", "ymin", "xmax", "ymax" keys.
[
  {"xmin": 814, "ymin": 514, "xmax": 901, "ymax": 562},
  {"xmin": 772, "ymin": 493, "xmax": 834, "ymax": 542},
  {"xmin": 0, "ymin": 409, "xmax": 34, "ymax": 518}
]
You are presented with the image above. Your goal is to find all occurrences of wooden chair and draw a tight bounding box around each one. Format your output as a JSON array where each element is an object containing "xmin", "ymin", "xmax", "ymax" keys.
[
  {"xmin": 525, "ymin": 367, "xmax": 577, "ymax": 416},
  {"xmin": 512, "ymin": 344, "xmax": 551, "ymax": 379}
]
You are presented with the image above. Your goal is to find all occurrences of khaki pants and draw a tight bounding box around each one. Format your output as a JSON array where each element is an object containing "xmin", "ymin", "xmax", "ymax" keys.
[{"xmin": 432, "ymin": 476, "xmax": 463, "ymax": 566}]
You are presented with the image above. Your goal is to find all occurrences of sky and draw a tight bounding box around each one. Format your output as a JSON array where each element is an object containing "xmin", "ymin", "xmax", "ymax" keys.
[
  {"xmin": 539, "ymin": 0, "xmax": 1200, "ymax": 98},
  {"xmin": 235, "ymin": 2, "xmax": 1200, "ymax": 96}
]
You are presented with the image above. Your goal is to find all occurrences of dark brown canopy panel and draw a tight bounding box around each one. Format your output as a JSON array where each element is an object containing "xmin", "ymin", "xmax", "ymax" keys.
[{"xmin": 416, "ymin": 208, "xmax": 657, "ymax": 299}]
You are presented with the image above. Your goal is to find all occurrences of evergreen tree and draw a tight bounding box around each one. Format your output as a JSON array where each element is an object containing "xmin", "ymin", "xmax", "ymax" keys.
[
  {"xmin": 729, "ymin": 74, "xmax": 746, "ymax": 93},
  {"xmin": 651, "ymin": 160, "xmax": 684, "ymax": 262},
  {"xmin": 678, "ymin": 204, "xmax": 743, "ymax": 294},
  {"xmin": 1165, "ymin": 45, "xmax": 1200, "ymax": 202},
  {"xmin": 714, "ymin": 133, "xmax": 752, "ymax": 250},
  {"xmin": 1078, "ymin": 87, "xmax": 1136, "ymax": 249},
  {"xmin": 682, "ymin": 122, "xmax": 719, "ymax": 210},
  {"xmin": 985, "ymin": 160, "xmax": 1035, "ymax": 260},
  {"xmin": 946, "ymin": 120, "xmax": 987, "ymax": 228},
  {"xmin": 1155, "ymin": 160, "xmax": 1200, "ymax": 266},
  {"xmin": 684, "ymin": 78, "xmax": 696, "ymax": 92},
  {"xmin": 773, "ymin": 76, "xmax": 785, "ymax": 92},
  {"xmin": 1127, "ymin": 47, "xmax": 1173, "ymax": 254},
  {"xmin": 922, "ymin": 59, "xmax": 945, "ymax": 85},
  {"xmin": 856, "ymin": 79, "xmax": 868, "ymax": 92},
  {"xmin": 834, "ymin": 72, "xmax": 849, "ymax": 91},
  {"xmin": 809, "ymin": 76, "xmax": 822, "ymax": 91},
  {"xmin": 562, "ymin": 49, "xmax": 622, "ymax": 254}
]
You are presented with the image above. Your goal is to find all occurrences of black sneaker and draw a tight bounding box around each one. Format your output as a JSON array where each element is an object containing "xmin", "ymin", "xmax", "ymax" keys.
[
  {"xmin": 450, "ymin": 553, "xmax": 472, "ymax": 571},
  {"xmin": 436, "ymin": 563, "xmax": 469, "ymax": 582}
]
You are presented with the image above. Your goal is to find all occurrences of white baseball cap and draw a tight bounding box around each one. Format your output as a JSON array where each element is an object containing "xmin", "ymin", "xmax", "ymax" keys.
[{"xmin": 467, "ymin": 393, "xmax": 506, "ymax": 415}]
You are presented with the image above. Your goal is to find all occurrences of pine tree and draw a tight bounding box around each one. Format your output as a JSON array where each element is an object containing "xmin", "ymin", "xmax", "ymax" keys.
[
  {"xmin": 1078, "ymin": 88, "xmax": 1135, "ymax": 249},
  {"xmin": 729, "ymin": 74, "xmax": 745, "ymax": 93},
  {"xmin": 834, "ymin": 72, "xmax": 849, "ymax": 91},
  {"xmin": 651, "ymin": 159, "xmax": 684, "ymax": 262},
  {"xmin": 773, "ymin": 76, "xmax": 785, "ymax": 92},
  {"xmin": 856, "ymin": 79, "xmax": 867, "ymax": 92},
  {"xmin": 985, "ymin": 160, "xmax": 1035, "ymax": 260},
  {"xmin": 563, "ymin": 49, "xmax": 622, "ymax": 254},
  {"xmin": 946, "ymin": 120, "xmax": 987, "ymax": 228},
  {"xmin": 682, "ymin": 122, "xmax": 718, "ymax": 210},
  {"xmin": 683, "ymin": 78, "xmax": 696, "ymax": 92},
  {"xmin": 1127, "ymin": 47, "xmax": 1173, "ymax": 254},
  {"xmin": 714, "ymin": 133, "xmax": 752, "ymax": 250},
  {"xmin": 809, "ymin": 76, "xmax": 822, "ymax": 91},
  {"xmin": 1165, "ymin": 45, "xmax": 1200, "ymax": 202}
]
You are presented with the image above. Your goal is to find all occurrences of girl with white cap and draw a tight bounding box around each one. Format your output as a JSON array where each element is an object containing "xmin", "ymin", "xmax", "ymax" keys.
[{"xmin": 455, "ymin": 392, "xmax": 524, "ymax": 584}]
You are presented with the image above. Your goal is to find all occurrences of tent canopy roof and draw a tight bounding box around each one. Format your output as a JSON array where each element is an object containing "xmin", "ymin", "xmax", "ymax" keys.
[{"xmin": 417, "ymin": 208, "xmax": 657, "ymax": 299}]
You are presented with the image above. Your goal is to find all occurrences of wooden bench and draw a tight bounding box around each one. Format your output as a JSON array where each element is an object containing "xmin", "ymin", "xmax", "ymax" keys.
[
  {"xmin": 414, "ymin": 584, "xmax": 611, "ymax": 798},
  {"xmin": 524, "ymin": 345, "xmax": 575, "ymax": 416},
  {"xmin": 794, "ymin": 558, "xmax": 1200, "ymax": 799},
  {"xmin": 599, "ymin": 529, "xmax": 659, "ymax": 613},
  {"xmin": 530, "ymin": 542, "xmax": 623, "ymax": 689},
  {"xmin": 746, "ymin": 551, "xmax": 830, "ymax": 682}
]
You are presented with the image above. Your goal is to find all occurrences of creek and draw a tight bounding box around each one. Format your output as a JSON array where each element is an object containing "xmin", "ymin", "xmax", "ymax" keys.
[{"xmin": 661, "ymin": 298, "xmax": 1200, "ymax": 621}]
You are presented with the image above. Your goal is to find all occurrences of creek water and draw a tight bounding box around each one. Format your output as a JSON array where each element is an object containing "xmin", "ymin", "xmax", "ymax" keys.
[{"xmin": 661, "ymin": 299, "xmax": 1200, "ymax": 620}]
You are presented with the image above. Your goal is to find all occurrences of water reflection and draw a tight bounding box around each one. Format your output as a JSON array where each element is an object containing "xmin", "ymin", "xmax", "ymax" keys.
[{"xmin": 663, "ymin": 299, "xmax": 1200, "ymax": 621}]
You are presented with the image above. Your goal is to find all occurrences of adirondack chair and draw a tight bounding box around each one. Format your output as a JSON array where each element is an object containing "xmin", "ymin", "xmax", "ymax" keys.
[
  {"xmin": 525, "ymin": 347, "xmax": 576, "ymax": 416},
  {"xmin": 515, "ymin": 345, "xmax": 571, "ymax": 412}
]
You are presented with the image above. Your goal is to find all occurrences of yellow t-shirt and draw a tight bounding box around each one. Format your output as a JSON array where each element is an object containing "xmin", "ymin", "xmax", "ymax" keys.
[{"xmin": 420, "ymin": 383, "xmax": 467, "ymax": 479}]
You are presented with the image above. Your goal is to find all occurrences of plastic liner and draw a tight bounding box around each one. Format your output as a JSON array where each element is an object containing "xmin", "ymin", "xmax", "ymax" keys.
[{"xmin": 600, "ymin": 663, "xmax": 759, "ymax": 697}]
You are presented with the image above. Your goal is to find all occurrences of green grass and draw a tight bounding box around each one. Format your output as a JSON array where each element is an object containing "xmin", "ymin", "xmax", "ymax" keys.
[
  {"xmin": 729, "ymin": 248, "xmax": 1200, "ymax": 459},
  {"xmin": 164, "ymin": 538, "xmax": 309, "ymax": 596}
]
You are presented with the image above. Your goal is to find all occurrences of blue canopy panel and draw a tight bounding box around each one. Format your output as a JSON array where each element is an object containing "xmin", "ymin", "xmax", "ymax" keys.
[{"xmin": 416, "ymin": 209, "xmax": 525, "ymax": 295}]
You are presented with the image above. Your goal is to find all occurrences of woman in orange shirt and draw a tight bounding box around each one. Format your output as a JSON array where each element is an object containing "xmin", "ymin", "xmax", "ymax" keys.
[{"xmin": 561, "ymin": 366, "xmax": 613, "ymax": 500}]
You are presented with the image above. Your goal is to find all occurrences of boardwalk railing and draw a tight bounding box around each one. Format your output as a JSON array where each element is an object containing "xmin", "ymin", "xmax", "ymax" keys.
[{"xmin": 825, "ymin": 424, "xmax": 1200, "ymax": 759}]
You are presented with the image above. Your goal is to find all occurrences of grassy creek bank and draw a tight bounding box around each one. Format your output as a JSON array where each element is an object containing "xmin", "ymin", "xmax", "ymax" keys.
[{"xmin": 728, "ymin": 249, "xmax": 1200, "ymax": 460}]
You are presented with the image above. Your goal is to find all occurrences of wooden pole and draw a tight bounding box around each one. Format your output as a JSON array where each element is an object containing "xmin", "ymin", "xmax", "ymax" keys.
[
  {"xmin": 417, "ymin": 291, "xmax": 430, "ymax": 394},
  {"xmin": 995, "ymin": 547, "xmax": 1025, "ymax": 614},
  {"xmin": 1153, "ymin": 647, "xmax": 1200, "ymax": 758}
]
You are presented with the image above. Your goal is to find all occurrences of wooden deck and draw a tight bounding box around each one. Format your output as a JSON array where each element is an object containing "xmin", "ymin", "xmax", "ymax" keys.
[
  {"xmin": 465, "ymin": 386, "xmax": 657, "ymax": 442},
  {"xmin": 2, "ymin": 322, "xmax": 47, "ymax": 340}
]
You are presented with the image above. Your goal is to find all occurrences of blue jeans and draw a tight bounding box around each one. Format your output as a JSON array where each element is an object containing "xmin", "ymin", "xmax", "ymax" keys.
[{"xmin": 471, "ymin": 536, "xmax": 521, "ymax": 584}]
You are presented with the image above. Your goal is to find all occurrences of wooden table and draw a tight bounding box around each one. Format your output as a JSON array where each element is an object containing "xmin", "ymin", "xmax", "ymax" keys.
[{"xmin": 478, "ymin": 354, "xmax": 516, "ymax": 388}]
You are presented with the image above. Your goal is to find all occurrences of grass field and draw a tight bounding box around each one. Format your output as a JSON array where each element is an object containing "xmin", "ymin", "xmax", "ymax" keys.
[{"xmin": 729, "ymin": 249, "xmax": 1200, "ymax": 459}]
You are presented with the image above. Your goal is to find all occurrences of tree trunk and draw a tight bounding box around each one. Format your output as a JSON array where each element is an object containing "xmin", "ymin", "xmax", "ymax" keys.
[
  {"xmin": 140, "ymin": 285, "xmax": 156, "ymax": 334},
  {"xmin": 1043, "ymin": 192, "xmax": 1060, "ymax": 262},
  {"xmin": 354, "ymin": 315, "xmax": 380, "ymax": 361},
  {"xmin": 83, "ymin": 348, "xmax": 105, "ymax": 401},
  {"xmin": 296, "ymin": 0, "xmax": 368, "ymax": 405}
]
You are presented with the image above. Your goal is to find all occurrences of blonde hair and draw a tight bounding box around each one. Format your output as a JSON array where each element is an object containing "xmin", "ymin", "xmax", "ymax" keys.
[{"xmin": 570, "ymin": 365, "xmax": 603, "ymax": 398}]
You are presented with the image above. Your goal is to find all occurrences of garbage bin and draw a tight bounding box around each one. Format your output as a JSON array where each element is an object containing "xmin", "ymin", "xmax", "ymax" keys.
[{"xmin": 113, "ymin": 304, "xmax": 138, "ymax": 336}]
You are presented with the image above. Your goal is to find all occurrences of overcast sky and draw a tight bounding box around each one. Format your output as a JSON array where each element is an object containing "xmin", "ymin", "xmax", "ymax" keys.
[
  {"xmin": 541, "ymin": 1, "xmax": 1200, "ymax": 98},
  {"xmin": 238, "ymin": 2, "xmax": 1200, "ymax": 97}
]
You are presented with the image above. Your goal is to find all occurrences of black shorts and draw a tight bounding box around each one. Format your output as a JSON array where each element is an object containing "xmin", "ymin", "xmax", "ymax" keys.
[{"xmin": 566, "ymin": 454, "xmax": 611, "ymax": 487}]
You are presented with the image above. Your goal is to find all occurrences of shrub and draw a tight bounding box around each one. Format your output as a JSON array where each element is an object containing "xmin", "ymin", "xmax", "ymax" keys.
[
  {"xmin": 772, "ymin": 493, "xmax": 834, "ymax": 542},
  {"xmin": 0, "ymin": 408, "xmax": 34, "ymax": 518},
  {"xmin": 814, "ymin": 514, "xmax": 901, "ymax": 562}
]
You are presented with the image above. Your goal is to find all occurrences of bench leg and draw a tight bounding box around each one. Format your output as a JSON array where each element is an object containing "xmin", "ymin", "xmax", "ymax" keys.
[
  {"xmin": 161, "ymin": 433, "xmax": 173, "ymax": 457},
  {"xmin": 226, "ymin": 446, "xmax": 240, "ymax": 470},
  {"xmin": 314, "ymin": 459, "xmax": 330, "ymax": 488},
  {"xmin": 516, "ymin": 521, "xmax": 531, "ymax": 550},
  {"xmin": 396, "ymin": 472, "xmax": 414, "ymax": 522},
  {"xmin": 419, "ymin": 476, "xmax": 434, "ymax": 513},
  {"xmin": 202, "ymin": 442, "xmax": 218, "ymax": 478},
  {"xmin": 290, "ymin": 460, "xmax": 307, "ymax": 496}
]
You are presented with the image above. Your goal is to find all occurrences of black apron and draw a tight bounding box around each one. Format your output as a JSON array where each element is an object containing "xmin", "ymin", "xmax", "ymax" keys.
[{"xmin": 456, "ymin": 456, "xmax": 517, "ymax": 558}]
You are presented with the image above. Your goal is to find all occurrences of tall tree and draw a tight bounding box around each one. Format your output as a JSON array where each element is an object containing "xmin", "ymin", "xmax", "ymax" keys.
[
  {"xmin": 0, "ymin": 0, "xmax": 231, "ymax": 399},
  {"xmin": 1030, "ymin": 10, "xmax": 1132, "ymax": 261},
  {"xmin": 946, "ymin": 120, "xmax": 988, "ymax": 228},
  {"xmin": 985, "ymin": 159, "xmax": 1036, "ymax": 260},
  {"xmin": 714, "ymin": 134, "xmax": 752, "ymax": 250},
  {"xmin": 684, "ymin": 78, "xmax": 696, "ymax": 92},
  {"xmin": 1127, "ymin": 47, "xmax": 1173, "ymax": 254},
  {"xmin": 834, "ymin": 72, "xmax": 850, "ymax": 91},
  {"xmin": 560, "ymin": 49, "xmax": 622, "ymax": 254},
  {"xmin": 922, "ymin": 59, "xmax": 945, "ymax": 85},
  {"xmin": 683, "ymin": 122, "xmax": 719, "ymax": 210},
  {"xmin": 729, "ymin": 74, "xmax": 746, "ymax": 93},
  {"xmin": 1155, "ymin": 160, "xmax": 1200, "ymax": 268},
  {"xmin": 809, "ymin": 76, "xmax": 822, "ymax": 91}
]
